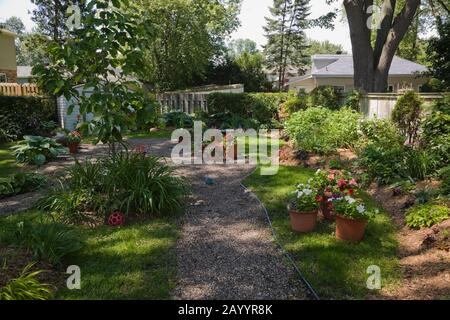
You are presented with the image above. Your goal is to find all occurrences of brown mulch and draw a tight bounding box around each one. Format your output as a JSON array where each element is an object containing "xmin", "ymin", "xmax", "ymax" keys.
[
  {"xmin": 0, "ymin": 246, "xmax": 65, "ymax": 294},
  {"xmin": 367, "ymin": 183, "xmax": 450, "ymax": 300}
]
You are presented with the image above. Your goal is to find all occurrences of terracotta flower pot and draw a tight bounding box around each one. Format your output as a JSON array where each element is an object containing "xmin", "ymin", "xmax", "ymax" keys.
[
  {"xmin": 289, "ymin": 210, "xmax": 318, "ymax": 233},
  {"xmin": 335, "ymin": 215, "xmax": 368, "ymax": 242},
  {"xmin": 320, "ymin": 199, "xmax": 334, "ymax": 221},
  {"xmin": 68, "ymin": 143, "xmax": 79, "ymax": 154}
]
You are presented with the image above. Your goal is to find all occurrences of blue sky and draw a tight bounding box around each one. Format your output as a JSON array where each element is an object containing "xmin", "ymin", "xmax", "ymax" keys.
[{"xmin": 0, "ymin": 0, "xmax": 352, "ymax": 52}]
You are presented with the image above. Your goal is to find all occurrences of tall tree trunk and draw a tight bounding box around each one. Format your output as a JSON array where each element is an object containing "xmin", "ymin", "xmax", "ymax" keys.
[{"xmin": 344, "ymin": 0, "xmax": 421, "ymax": 93}]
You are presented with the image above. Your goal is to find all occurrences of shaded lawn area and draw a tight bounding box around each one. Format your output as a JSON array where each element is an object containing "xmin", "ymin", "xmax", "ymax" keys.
[
  {"xmin": 0, "ymin": 211, "xmax": 179, "ymax": 300},
  {"xmin": 126, "ymin": 130, "xmax": 173, "ymax": 140},
  {"xmin": 0, "ymin": 143, "xmax": 20, "ymax": 178},
  {"xmin": 243, "ymin": 166, "xmax": 400, "ymax": 300}
]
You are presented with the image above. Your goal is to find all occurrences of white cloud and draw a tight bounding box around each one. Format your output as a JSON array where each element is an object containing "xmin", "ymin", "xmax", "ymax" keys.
[
  {"xmin": 231, "ymin": 0, "xmax": 352, "ymax": 53},
  {"xmin": 0, "ymin": 0, "xmax": 36, "ymax": 32}
]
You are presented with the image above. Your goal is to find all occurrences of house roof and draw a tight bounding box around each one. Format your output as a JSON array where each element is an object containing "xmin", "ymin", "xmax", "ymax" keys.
[
  {"xmin": 313, "ymin": 54, "xmax": 427, "ymax": 77},
  {"xmin": 17, "ymin": 66, "xmax": 33, "ymax": 79},
  {"xmin": 289, "ymin": 54, "xmax": 428, "ymax": 85}
]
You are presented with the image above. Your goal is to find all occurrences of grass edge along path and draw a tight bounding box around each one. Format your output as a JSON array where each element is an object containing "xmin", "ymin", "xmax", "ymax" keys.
[
  {"xmin": 0, "ymin": 210, "xmax": 179, "ymax": 300},
  {"xmin": 243, "ymin": 166, "xmax": 400, "ymax": 300}
]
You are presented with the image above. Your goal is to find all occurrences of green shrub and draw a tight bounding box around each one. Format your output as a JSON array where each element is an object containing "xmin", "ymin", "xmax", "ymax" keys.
[
  {"xmin": 358, "ymin": 142, "xmax": 407, "ymax": 185},
  {"xmin": 280, "ymin": 91, "xmax": 309, "ymax": 118},
  {"xmin": 39, "ymin": 152, "xmax": 185, "ymax": 223},
  {"xmin": 358, "ymin": 119, "xmax": 405, "ymax": 146},
  {"xmin": 343, "ymin": 90, "xmax": 361, "ymax": 111},
  {"xmin": 205, "ymin": 92, "xmax": 289, "ymax": 128},
  {"xmin": 310, "ymin": 86, "xmax": 341, "ymax": 110},
  {"xmin": 11, "ymin": 136, "xmax": 68, "ymax": 165},
  {"xmin": 392, "ymin": 91, "xmax": 423, "ymax": 144},
  {"xmin": 0, "ymin": 173, "xmax": 47, "ymax": 198},
  {"xmin": 404, "ymin": 147, "xmax": 437, "ymax": 181},
  {"xmin": 163, "ymin": 111, "xmax": 194, "ymax": 128},
  {"xmin": 14, "ymin": 221, "xmax": 84, "ymax": 265},
  {"xmin": 0, "ymin": 96, "xmax": 57, "ymax": 142},
  {"xmin": 421, "ymin": 97, "xmax": 450, "ymax": 168},
  {"xmin": 285, "ymin": 107, "xmax": 360, "ymax": 154},
  {"xmin": 439, "ymin": 166, "xmax": 450, "ymax": 196},
  {"xmin": 405, "ymin": 204, "xmax": 449, "ymax": 229},
  {"xmin": 0, "ymin": 263, "xmax": 51, "ymax": 300}
]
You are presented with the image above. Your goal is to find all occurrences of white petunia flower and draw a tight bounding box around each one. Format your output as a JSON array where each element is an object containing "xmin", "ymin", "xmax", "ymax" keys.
[
  {"xmin": 297, "ymin": 191, "xmax": 304, "ymax": 198},
  {"xmin": 303, "ymin": 189, "xmax": 313, "ymax": 196},
  {"xmin": 356, "ymin": 205, "xmax": 366, "ymax": 213},
  {"xmin": 345, "ymin": 196, "xmax": 356, "ymax": 204}
]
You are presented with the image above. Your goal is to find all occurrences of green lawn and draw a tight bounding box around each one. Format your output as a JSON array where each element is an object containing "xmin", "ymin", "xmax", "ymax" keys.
[
  {"xmin": 126, "ymin": 130, "xmax": 173, "ymax": 140},
  {"xmin": 0, "ymin": 211, "xmax": 179, "ymax": 300},
  {"xmin": 0, "ymin": 143, "xmax": 20, "ymax": 178},
  {"xmin": 243, "ymin": 166, "xmax": 400, "ymax": 300}
]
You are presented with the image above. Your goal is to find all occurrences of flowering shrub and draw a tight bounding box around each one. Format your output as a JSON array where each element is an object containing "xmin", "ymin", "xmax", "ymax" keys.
[
  {"xmin": 292, "ymin": 182, "xmax": 319, "ymax": 212},
  {"xmin": 331, "ymin": 196, "xmax": 377, "ymax": 220},
  {"xmin": 313, "ymin": 169, "xmax": 358, "ymax": 199}
]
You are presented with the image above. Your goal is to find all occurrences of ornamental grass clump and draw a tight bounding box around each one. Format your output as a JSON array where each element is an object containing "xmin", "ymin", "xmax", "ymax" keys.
[{"xmin": 39, "ymin": 151, "xmax": 185, "ymax": 224}]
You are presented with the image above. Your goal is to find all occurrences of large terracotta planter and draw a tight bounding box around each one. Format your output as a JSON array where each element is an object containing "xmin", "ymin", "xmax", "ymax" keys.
[
  {"xmin": 68, "ymin": 143, "xmax": 79, "ymax": 154},
  {"xmin": 320, "ymin": 199, "xmax": 334, "ymax": 221},
  {"xmin": 335, "ymin": 215, "xmax": 368, "ymax": 242},
  {"xmin": 289, "ymin": 210, "xmax": 318, "ymax": 233}
]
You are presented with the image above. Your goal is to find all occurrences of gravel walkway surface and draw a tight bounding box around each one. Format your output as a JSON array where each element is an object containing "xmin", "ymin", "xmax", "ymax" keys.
[{"xmin": 173, "ymin": 164, "xmax": 309, "ymax": 300}]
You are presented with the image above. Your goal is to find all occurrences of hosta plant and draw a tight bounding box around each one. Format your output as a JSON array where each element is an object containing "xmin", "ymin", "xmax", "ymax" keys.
[{"xmin": 11, "ymin": 136, "xmax": 68, "ymax": 165}]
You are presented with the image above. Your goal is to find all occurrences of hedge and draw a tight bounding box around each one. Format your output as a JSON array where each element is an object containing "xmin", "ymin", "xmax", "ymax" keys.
[
  {"xmin": 0, "ymin": 96, "xmax": 57, "ymax": 142},
  {"xmin": 205, "ymin": 92, "xmax": 290, "ymax": 128}
]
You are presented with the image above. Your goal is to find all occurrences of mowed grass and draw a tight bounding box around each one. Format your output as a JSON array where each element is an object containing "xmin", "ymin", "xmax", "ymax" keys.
[
  {"xmin": 243, "ymin": 166, "xmax": 400, "ymax": 300},
  {"xmin": 0, "ymin": 211, "xmax": 179, "ymax": 300},
  {"xmin": 0, "ymin": 143, "xmax": 20, "ymax": 178}
]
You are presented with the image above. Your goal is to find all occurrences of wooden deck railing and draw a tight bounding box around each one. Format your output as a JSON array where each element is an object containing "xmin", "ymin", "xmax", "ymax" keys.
[{"xmin": 0, "ymin": 83, "xmax": 41, "ymax": 96}]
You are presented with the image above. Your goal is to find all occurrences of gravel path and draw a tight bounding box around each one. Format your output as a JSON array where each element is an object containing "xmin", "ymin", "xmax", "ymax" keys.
[{"xmin": 173, "ymin": 164, "xmax": 309, "ymax": 300}]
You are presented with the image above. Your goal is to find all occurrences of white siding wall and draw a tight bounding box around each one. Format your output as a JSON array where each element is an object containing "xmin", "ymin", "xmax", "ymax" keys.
[{"xmin": 57, "ymin": 87, "xmax": 94, "ymax": 131}]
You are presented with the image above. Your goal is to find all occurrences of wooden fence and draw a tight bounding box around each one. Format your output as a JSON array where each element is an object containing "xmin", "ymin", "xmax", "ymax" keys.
[
  {"xmin": 0, "ymin": 83, "xmax": 41, "ymax": 96},
  {"xmin": 359, "ymin": 92, "xmax": 445, "ymax": 119},
  {"xmin": 156, "ymin": 84, "xmax": 244, "ymax": 113}
]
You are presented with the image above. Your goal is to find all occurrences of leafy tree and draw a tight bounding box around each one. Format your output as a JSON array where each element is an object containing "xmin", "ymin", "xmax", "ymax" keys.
[
  {"xmin": 228, "ymin": 38, "xmax": 258, "ymax": 57},
  {"xmin": 30, "ymin": 0, "xmax": 88, "ymax": 43},
  {"xmin": 130, "ymin": 0, "xmax": 241, "ymax": 91},
  {"xmin": 34, "ymin": 0, "xmax": 154, "ymax": 154},
  {"xmin": 426, "ymin": 19, "xmax": 450, "ymax": 90},
  {"xmin": 2, "ymin": 16, "xmax": 25, "ymax": 35},
  {"xmin": 264, "ymin": 0, "xmax": 310, "ymax": 91},
  {"xmin": 325, "ymin": 0, "xmax": 422, "ymax": 92},
  {"xmin": 17, "ymin": 33, "xmax": 51, "ymax": 66},
  {"xmin": 303, "ymin": 39, "xmax": 346, "ymax": 64}
]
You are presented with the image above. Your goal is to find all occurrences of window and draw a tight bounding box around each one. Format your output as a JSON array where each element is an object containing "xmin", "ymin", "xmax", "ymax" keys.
[
  {"xmin": 387, "ymin": 85, "xmax": 394, "ymax": 93},
  {"xmin": 418, "ymin": 85, "xmax": 424, "ymax": 92},
  {"xmin": 0, "ymin": 73, "xmax": 7, "ymax": 83},
  {"xmin": 333, "ymin": 85, "xmax": 345, "ymax": 93}
]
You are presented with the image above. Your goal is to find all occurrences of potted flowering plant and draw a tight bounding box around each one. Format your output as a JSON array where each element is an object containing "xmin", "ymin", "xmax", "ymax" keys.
[
  {"xmin": 288, "ymin": 182, "xmax": 319, "ymax": 233},
  {"xmin": 313, "ymin": 169, "xmax": 359, "ymax": 221},
  {"xmin": 331, "ymin": 196, "xmax": 376, "ymax": 242},
  {"xmin": 66, "ymin": 131, "xmax": 82, "ymax": 154}
]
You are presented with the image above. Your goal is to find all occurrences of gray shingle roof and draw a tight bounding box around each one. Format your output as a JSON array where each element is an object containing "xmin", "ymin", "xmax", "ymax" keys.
[{"xmin": 311, "ymin": 54, "xmax": 428, "ymax": 77}]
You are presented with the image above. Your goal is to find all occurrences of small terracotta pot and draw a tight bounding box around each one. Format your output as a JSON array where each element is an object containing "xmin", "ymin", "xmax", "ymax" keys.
[
  {"xmin": 320, "ymin": 199, "xmax": 334, "ymax": 221},
  {"xmin": 335, "ymin": 215, "xmax": 368, "ymax": 242},
  {"xmin": 289, "ymin": 210, "xmax": 318, "ymax": 233},
  {"xmin": 68, "ymin": 143, "xmax": 79, "ymax": 154}
]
